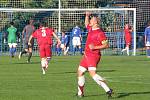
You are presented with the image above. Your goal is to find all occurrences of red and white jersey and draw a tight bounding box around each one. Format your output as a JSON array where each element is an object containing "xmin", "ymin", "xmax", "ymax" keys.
[
  {"xmin": 32, "ymin": 27, "xmax": 54, "ymax": 46},
  {"xmin": 85, "ymin": 24, "xmax": 107, "ymax": 55}
]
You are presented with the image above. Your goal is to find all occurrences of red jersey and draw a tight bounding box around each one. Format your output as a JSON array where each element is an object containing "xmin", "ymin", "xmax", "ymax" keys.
[
  {"xmin": 32, "ymin": 27, "xmax": 54, "ymax": 46},
  {"xmin": 124, "ymin": 28, "xmax": 131, "ymax": 44},
  {"xmin": 85, "ymin": 25, "xmax": 107, "ymax": 55}
]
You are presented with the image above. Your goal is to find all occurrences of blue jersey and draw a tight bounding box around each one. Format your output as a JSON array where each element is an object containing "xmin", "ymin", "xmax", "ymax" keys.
[
  {"xmin": 61, "ymin": 35, "xmax": 69, "ymax": 46},
  {"xmin": 144, "ymin": 27, "xmax": 150, "ymax": 42},
  {"xmin": 72, "ymin": 26, "xmax": 81, "ymax": 37}
]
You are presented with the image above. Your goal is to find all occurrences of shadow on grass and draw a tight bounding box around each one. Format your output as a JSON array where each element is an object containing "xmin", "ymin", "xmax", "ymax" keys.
[
  {"xmin": 50, "ymin": 69, "xmax": 116, "ymax": 75},
  {"xmin": 76, "ymin": 91, "xmax": 150, "ymax": 99},
  {"xmin": 116, "ymin": 91, "xmax": 150, "ymax": 98}
]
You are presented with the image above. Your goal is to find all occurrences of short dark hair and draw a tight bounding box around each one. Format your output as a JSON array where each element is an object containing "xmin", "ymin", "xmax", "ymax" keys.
[
  {"xmin": 10, "ymin": 22, "xmax": 14, "ymax": 25},
  {"xmin": 89, "ymin": 13, "xmax": 98, "ymax": 19},
  {"xmin": 39, "ymin": 21, "xmax": 47, "ymax": 27}
]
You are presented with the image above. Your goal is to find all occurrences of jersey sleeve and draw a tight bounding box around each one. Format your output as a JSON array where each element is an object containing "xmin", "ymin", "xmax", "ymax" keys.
[
  {"xmin": 99, "ymin": 31, "xmax": 108, "ymax": 45},
  {"xmin": 144, "ymin": 28, "xmax": 148, "ymax": 36}
]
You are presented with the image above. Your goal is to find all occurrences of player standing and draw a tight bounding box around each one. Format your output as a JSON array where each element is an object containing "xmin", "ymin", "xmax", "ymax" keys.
[
  {"xmin": 121, "ymin": 23, "xmax": 132, "ymax": 56},
  {"xmin": 7, "ymin": 22, "xmax": 17, "ymax": 58},
  {"xmin": 19, "ymin": 19, "xmax": 35, "ymax": 63},
  {"xmin": 60, "ymin": 31, "xmax": 69, "ymax": 55},
  {"xmin": 144, "ymin": 21, "xmax": 150, "ymax": 58},
  {"xmin": 76, "ymin": 12, "xmax": 113, "ymax": 98},
  {"xmin": 28, "ymin": 21, "xmax": 60, "ymax": 74},
  {"xmin": 72, "ymin": 24, "xmax": 83, "ymax": 55}
]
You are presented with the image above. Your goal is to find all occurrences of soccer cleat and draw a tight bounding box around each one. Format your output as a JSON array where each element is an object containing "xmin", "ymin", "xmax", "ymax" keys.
[
  {"xmin": 121, "ymin": 49, "xmax": 126, "ymax": 52},
  {"xmin": 18, "ymin": 52, "xmax": 22, "ymax": 59},
  {"xmin": 106, "ymin": 89, "xmax": 113, "ymax": 98}
]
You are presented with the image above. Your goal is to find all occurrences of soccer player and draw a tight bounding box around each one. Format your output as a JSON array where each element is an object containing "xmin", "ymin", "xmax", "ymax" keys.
[
  {"xmin": 60, "ymin": 31, "xmax": 69, "ymax": 55},
  {"xmin": 28, "ymin": 21, "xmax": 61, "ymax": 74},
  {"xmin": 72, "ymin": 23, "xmax": 83, "ymax": 55},
  {"xmin": 76, "ymin": 12, "xmax": 113, "ymax": 98},
  {"xmin": 7, "ymin": 22, "xmax": 17, "ymax": 58},
  {"xmin": 121, "ymin": 23, "xmax": 132, "ymax": 56},
  {"xmin": 19, "ymin": 19, "xmax": 35, "ymax": 63},
  {"xmin": 144, "ymin": 21, "xmax": 150, "ymax": 58}
]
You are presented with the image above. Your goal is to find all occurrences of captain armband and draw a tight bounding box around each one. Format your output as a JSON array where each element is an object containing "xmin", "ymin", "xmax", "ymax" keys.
[{"xmin": 101, "ymin": 40, "xmax": 108, "ymax": 45}]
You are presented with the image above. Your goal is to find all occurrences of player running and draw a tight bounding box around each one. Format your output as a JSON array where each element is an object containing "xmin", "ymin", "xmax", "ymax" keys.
[
  {"xmin": 121, "ymin": 23, "xmax": 132, "ymax": 56},
  {"xmin": 76, "ymin": 12, "xmax": 113, "ymax": 98},
  {"xmin": 19, "ymin": 19, "xmax": 35, "ymax": 63},
  {"xmin": 7, "ymin": 22, "xmax": 17, "ymax": 58},
  {"xmin": 60, "ymin": 31, "xmax": 69, "ymax": 55},
  {"xmin": 144, "ymin": 21, "xmax": 150, "ymax": 58},
  {"xmin": 72, "ymin": 24, "xmax": 83, "ymax": 55},
  {"xmin": 28, "ymin": 21, "xmax": 61, "ymax": 74}
]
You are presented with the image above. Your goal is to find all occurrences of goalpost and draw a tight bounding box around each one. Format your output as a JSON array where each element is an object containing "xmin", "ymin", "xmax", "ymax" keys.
[{"xmin": 0, "ymin": 8, "xmax": 136, "ymax": 56}]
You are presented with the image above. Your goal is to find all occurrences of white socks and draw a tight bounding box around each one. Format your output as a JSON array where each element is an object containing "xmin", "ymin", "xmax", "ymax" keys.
[
  {"xmin": 92, "ymin": 74, "xmax": 110, "ymax": 92},
  {"xmin": 78, "ymin": 76, "xmax": 85, "ymax": 95}
]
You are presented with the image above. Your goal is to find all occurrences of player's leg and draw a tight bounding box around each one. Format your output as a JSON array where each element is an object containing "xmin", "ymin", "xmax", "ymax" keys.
[
  {"xmin": 77, "ymin": 38, "xmax": 83, "ymax": 55},
  {"xmin": 8, "ymin": 43, "xmax": 13, "ymax": 57},
  {"xmin": 45, "ymin": 45, "xmax": 52, "ymax": 69},
  {"xmin": 12, "ymin": 43, "xmax": 17, "ymax": 56},
  {"xmin": 126, "ymin": 44, "xmax": 130, "ymax": 56},
  {"xmin": 78, "ymin": 45, "xmax": 83, "ymax": 55},
  {"xmin": 146, "ymin": 46, "xmax": 150, "ymax": 58},
  {"xmin": 77, "ymin": 56, "xmax": 88, "ymax": 97},
  {"xmin": 72, "ymin": 37, "xmax": 77, "ymax": 55},
  {"xmin": 41, "ymin": 57, "xmax": 48, "ymax": 75},
  {"xmin": 77, "ymin": 66, "xmax": 87, "ymax": 97},
  {"xmin": 88, "ymin": 68, "xmax": 113, "ymax": 97},
  {"xmin": 87, "ymin": 56, "xmax": 112, "ymax": 97},
  {"xmin": 39, "ymin": 46, "xmax": 47, "ymax": 74},
  {"xmin": 64, "ymin": 46, "xmax": 69, "ymax": 55},
  {"xmin": 19, "ymin": 42, "xmax": 28, "ymax": 59},
  {"xmin": 27, "ymin": 39, "xmax": 34, "ymax": 63}
]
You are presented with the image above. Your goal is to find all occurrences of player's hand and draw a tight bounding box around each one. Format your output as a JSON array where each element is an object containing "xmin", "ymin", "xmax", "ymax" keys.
[
  {"xmin": 57, "ymin": 39, "xmax": 61, "ymax": 45},
  {"xmin": 89, "ymin": 44, "xmax": 95, "ymax": 50},
  {"xmin": 86, "ymin": 11, "xmax": 91, "ymax": 16}
]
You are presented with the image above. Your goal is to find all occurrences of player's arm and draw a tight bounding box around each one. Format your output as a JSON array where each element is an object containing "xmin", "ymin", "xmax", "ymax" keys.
[
  {"xmin": 53, "ymin": 32, "xmax": 61, "ymax": 44},
  {"xmin": 89, "ymin": 40, "xmax": 109, "ymax": 50},
  {"xmin": 85, "ymin": 11, "xmax": 91, "ymax": 27},
  {"xmin": 22, "ymin": 26, "xmax": 26, "ymax": 39}
]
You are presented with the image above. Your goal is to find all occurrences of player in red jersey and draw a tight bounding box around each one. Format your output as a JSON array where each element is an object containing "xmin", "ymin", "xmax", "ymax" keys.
[
  {"xmin": 121, "ymin": 23, "xmax": 132, "ymax": 56},
  {"xmin": 28, "ymin": 22, "xmax": 61, "ymax": 74},
  {"xmin": 76, "ymin": 12, "xmax": 113, "ymax": 98}
]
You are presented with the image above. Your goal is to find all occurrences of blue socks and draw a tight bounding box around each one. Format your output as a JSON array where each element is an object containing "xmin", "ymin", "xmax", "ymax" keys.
[{"xmin": 79, "ymin": 48, "xmax": 83, "ymax": 54}]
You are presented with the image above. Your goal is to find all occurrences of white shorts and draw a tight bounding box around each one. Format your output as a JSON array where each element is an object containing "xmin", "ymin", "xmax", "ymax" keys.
[
  {"xmin": 8, "ymin": 43, "xmax": 17, "ymax": 48},
  {"xmin": 60, "ymin": 44, "xmax": 65, "ymax": 49},
  {"xmin": 72, "ymin": 37, "xmax": 81, "ymax": 46},
  {"xmin": 146, "ymin": 41, "xmax": 150, "ymax": 46}
]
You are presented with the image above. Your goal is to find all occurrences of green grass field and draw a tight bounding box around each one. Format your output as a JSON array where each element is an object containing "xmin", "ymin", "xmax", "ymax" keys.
[{"xmin": 0, "ymin": 55, "xmax": 150, "ymax": 100}]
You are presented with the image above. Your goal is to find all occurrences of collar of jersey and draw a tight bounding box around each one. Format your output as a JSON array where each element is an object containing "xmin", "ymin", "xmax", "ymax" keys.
[{"xmin": 92, "ymin": 28, "xmax": 99, "ymax": 30}]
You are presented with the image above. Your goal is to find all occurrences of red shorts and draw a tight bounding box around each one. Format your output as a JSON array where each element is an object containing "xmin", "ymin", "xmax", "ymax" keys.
[
  {"xmin": 125, "ymin": 39, "xmax": 131, "ymax": 46},
  {"xmin": 79, "ymin": 54, "xmax": 100, "ymax": 68},
  {"xmin": 39, "ymin": 44, "xmax": 52, "ymax": 58}
]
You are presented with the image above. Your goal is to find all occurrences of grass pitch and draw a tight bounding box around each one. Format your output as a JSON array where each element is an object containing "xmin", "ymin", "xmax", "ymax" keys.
[{"xmin": 0, "ymin": 55, "xmax": 150, "ymax": 100}]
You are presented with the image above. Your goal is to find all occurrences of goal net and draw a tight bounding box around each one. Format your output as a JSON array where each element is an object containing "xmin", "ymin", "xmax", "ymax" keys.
[{"xmin": 0, "ymin": 8, "xmax": 136, "ymax": 56}]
